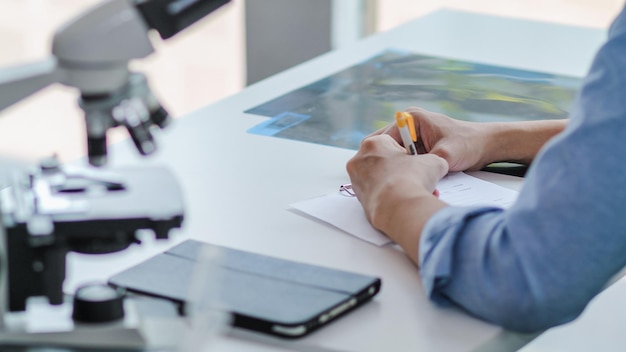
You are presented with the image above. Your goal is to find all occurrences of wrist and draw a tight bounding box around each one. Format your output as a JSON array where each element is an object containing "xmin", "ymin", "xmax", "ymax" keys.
[
  {"xmin": 483, "ymin": 122, "xmax": 516, "ymax": 165},
  {"xmin": 372, "ymin": 191, "xmax": 447, "ymax": 264},
  {"xmin": 370, "ymin": 187, "xmax": 430, "ymax": 234},
  {"xmin": 485, "ymin": 120, "xmax": 566, "ymax": 165}
]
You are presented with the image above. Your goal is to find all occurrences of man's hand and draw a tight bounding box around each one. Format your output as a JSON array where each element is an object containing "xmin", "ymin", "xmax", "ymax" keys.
[
  {"xmin": 372, "ymin": 107, "xmax": 491, "ymax": 172},
  {"xmin": 346, "ymin": 134, "xmax": 448, "ymax": 264},
  {"xmin": 373, "ymin": 107, "xmax": 567, "ymax": 171}
]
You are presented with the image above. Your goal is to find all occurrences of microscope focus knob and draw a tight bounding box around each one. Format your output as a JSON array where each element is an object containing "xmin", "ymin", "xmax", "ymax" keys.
[{"xmin": 72, "ymin": 284, "xmax": 125, "ymax": 323}]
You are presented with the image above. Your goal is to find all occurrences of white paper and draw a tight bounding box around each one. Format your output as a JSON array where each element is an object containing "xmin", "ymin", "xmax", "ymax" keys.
[
  {"xmin": 437, "ymin": 172, "xmax": 518, "ymax": 208},
  {"xmin": 292, "ymin": 192, "xmax": 391, "ymax": 246},
  {"xmin": 290, "ymin": 172, "xmax": 518, "ymax": 246}
]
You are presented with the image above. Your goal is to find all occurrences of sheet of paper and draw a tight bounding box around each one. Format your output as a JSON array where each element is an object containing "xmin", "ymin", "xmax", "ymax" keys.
[
  {"xmin": 437, "ymin": 172, "xmax": 518, "ymax": 208},
  {"xmin": 290, "ymin": 172, "xmax": 519, "ymax": 246}
]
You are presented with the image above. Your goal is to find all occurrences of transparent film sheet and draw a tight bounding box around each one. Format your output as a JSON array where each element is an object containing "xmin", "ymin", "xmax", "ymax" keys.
[{"xmin": 246, "ymin": 50, "xmax": 582, "ymax": 150}]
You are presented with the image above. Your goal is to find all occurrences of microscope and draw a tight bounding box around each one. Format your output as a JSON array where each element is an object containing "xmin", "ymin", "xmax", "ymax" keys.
[{"xmin": 0, "ymin": 0, "xmax": 229, "ymax": 349}]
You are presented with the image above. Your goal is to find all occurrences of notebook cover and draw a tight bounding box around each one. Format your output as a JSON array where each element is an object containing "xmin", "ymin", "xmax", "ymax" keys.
[{"xmin": 108, "ymin": 240, "xmax": 381, "ymax": 337}]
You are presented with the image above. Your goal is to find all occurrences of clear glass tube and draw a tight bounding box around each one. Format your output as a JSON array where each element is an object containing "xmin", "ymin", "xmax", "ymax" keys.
[{"xmin": 177, "ymin": 244, "xmax": 232, "ymax": 352}]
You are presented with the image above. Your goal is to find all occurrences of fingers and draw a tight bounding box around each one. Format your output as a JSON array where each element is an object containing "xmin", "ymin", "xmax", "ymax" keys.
[
  {"xmin": 359, "ymin": 135, "xmax": 449, "ymax": 177},
  {"xmin": 360, "ymin": 134, "xmax": 406, "ymax": 154},
  {"xmin": 415, "ymin": 138, "xmax": 427, "ymax": 154},
  {"xmin": 368, "ymin": 123, "xmax": 400, "ymax": 142},
  {"xmin": 367, "ymin": 107, "xmax": 432, "ymax": 152},
  {"xmin": 368, "ymin": 125, "xmax": 390, "ymax": 137},
  {"xmin": 405, "ymin": 106, "xmax": 427, "ymax": 114},
  {"xmin": 368, "ymin": 121, "xmax": 405, "ymax": 146},
  {"xmin": 419, "ymin": 153, "xmax": 450, "ymax": 178}
]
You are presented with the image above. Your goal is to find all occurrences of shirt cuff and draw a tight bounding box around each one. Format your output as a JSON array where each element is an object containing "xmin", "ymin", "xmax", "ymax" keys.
[{"xmin": 419, "ymin": 205, "xmax": 504, "ymax": 304}]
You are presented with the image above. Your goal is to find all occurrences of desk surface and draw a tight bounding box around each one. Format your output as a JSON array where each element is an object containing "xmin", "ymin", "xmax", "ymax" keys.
[{"xmin": 65, "ymin": 10, "xmax": 608, "ymax": 352}]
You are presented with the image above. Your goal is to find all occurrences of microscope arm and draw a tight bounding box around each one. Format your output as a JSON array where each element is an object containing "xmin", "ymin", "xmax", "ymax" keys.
[
  {"xmin": 0, "ymin": 58, "xmax": 61, "ymax": 112},
  {"xmin": 0, "ymin": 0, "xmax": 230, "ymax": 165},
  {"xmin": 136, "ymin": 0, "xmax": 230, "ymax": 39},
  {"xmin": 0, "ymin": 0, "xmax": 154, "ymax": 115},
  {"xmin": 0, "ymin": 0, "xmax": 232, "ymax": 112}
]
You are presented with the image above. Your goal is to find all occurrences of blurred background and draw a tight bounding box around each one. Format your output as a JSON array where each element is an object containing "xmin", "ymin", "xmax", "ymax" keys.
[{"xmin": 0, "ymin": 0, "xmax": 623, "ymax": 164}]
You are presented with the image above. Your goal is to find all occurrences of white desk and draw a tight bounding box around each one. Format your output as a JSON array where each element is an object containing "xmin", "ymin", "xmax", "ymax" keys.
[{"xmin": 65, "ymin": 9, "xmax": 609, "ymax": 352}]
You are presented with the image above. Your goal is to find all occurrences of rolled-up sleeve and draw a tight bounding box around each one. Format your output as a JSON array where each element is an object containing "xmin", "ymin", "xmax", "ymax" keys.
[
  {"xmin": 420, "ymin": 206, "xmax": 506, "ymax": 303},
  {"xmin": 418, "ymin": 5, "xmax": 626, "ymax": 333}
]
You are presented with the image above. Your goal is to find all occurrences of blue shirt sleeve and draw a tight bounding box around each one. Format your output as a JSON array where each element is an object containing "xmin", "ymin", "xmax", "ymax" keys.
[{"xmin": 419, "ymin": 5, "xmax": 626, "ymax": 333}]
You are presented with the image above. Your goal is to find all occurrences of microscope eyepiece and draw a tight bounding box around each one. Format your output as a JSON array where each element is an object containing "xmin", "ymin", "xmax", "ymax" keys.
[{"xmin": 135, "ymin": 0, "xmax": 231, "ymax": 39}]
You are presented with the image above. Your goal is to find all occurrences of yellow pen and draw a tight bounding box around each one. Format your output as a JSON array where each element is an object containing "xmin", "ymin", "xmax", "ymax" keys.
[{"xmin": 395, "ymin": 111, "xmax": 417, "ymax": 155}]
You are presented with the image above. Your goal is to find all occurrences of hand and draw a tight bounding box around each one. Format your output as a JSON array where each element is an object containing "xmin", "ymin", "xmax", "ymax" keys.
[
  {"xmin": 346, "ymin": 134, "xmax": 448, "ymax": 262},
  {"xmin": 373, "ymin": 107, "xmax": 490, "ymax": 171}
]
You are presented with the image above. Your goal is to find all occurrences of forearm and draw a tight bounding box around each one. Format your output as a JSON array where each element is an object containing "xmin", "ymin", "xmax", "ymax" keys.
[
  {"xmin": 419, "ymin": 207, "xmax": 592, "ymax": 332},
  {"xmin": 421, "ymin": 4, "xmax": 626, "ymax": 331},
  {"xmin": 482, "ymin": 119, "xmax": 566, "ymax": 166}
]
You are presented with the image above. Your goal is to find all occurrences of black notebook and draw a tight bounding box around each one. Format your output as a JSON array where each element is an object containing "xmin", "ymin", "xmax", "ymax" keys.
[{"xmin": 108, "ymin": 240, "xmax": 381, "ymax": 338}]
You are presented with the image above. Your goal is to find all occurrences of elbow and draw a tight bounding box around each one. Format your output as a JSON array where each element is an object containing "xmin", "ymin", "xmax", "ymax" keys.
[
  {"xmin": 496, "ymin": 310, "xmax": 578, "ymax": 334},
  {"xmin": 475, "ymin": 292, "xmax": 590, "ymax": 333}
]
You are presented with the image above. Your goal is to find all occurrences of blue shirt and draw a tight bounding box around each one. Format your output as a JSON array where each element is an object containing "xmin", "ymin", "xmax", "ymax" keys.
[{"xmin": 419, "ymin": 5, "xmax": 626, "ymax": 333}]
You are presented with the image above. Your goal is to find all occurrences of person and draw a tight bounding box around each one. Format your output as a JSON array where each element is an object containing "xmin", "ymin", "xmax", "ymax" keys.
[{"xmin": 345, "ymin": 5, "xmax": 626, "ymax": 333}]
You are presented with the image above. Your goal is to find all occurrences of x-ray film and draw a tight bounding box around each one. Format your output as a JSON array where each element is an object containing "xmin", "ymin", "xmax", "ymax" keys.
[{"xmin": 246, "ymin": 50, "xmax": 582, "ymax": 150}]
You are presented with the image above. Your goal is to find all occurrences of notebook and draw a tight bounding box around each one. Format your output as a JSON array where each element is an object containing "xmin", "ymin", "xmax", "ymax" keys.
[{"xmin": 108, "ymin": 239, "xmax": 381, "ymax": 338}]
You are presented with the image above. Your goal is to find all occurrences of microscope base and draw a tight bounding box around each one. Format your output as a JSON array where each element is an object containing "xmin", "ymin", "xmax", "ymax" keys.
[{"xmin": 0, "ymin": 296, "xmax": 185, "ymax": 349}]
